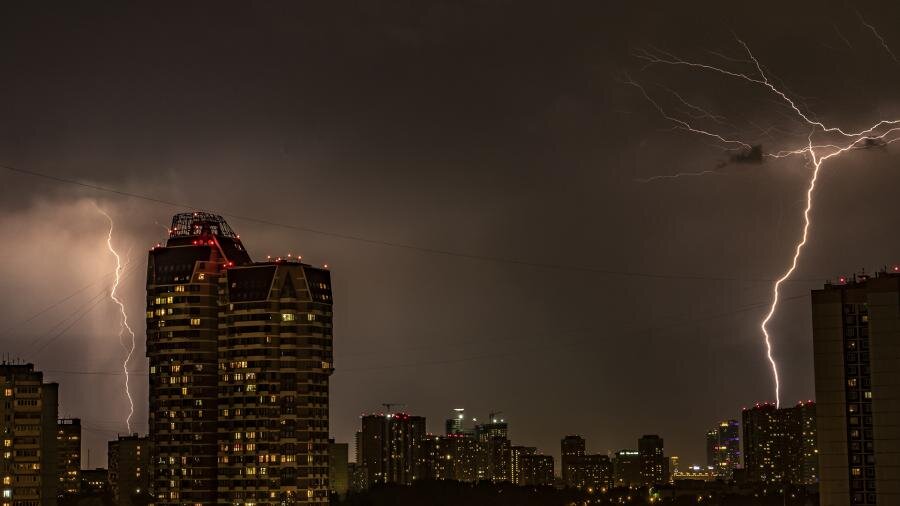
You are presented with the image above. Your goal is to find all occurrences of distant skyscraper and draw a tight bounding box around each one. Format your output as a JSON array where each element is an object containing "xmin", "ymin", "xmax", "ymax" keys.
[
  {"xmin": 509, "ymin": 446, "xmax": 536, "ymax": 486},
  {"xmin": 445, "ymin": 408, "xmax": 466, "ymax": 435},
  {"xmin": 638, "ymin": 435, "xmax": 668, "ymax": 486},
  {"xmin": 742, "ymin": 401, "xmax": 817, "ymax": 485},
  {"xmin": 108, "ymin": 434, "xmax": 149, "ymax": 506},
  {"xmin": 560, "ymin": 435, "xmax": 585, "ymax": 487},
  {"xmin": 520, "ymin": 454, "xmax": 553, "ymax": 486},
  {"xmin": 421, "ymin": 434, "xmax": 479, "ymax": 482},
  {"xmin": 812, "ymin": 271, "xmax": 900, "ymax": 505},
  {"xmin": 613, "ymin": 450, "xmax": 641, "ymax": 488},
  {"xmin": 573, "ymin": 454, "xmax": 613, "ymax": 492},
  {"xmin": 0, "ymin": 362, "xmax": 58, "ymax": 506},
  {"xmin": 358, "ymin": 413, "xmax": 426, "ymax": 485},
  {"xmin": 56, "ymin": 418, "xmax": 81, "ymax": 495},
  {"xmin": 146, "ymin": 212, "xmax": 335, "ymax": 506},
  {"xmin": 328, "ymin": 440, "xmax": 349, "ymax": 499},
  {"xmin": 705, "ymin": 420, "xmax": 740, "ymax": 479}
]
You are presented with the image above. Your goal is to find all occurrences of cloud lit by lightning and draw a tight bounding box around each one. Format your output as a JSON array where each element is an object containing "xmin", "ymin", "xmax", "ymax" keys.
[
  {"xmin": 630, "ymin": 37, "xmax": 900, "ymax": 407},
  {"xmin": 96, "ymin": 205, "xmax": 136, "ymax": 433}
]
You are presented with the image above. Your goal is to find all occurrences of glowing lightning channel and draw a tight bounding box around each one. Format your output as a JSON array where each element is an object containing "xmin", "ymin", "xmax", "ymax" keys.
[
  {"xmin": 857, "ymin": 10, "xmax": 900, "ymax": 64},
  {"xmin": 97, "ymin": 206, "xmax": 136, "ymax": 433},
  {"xmin": 635, "ymin": 169, "xmax": 724, "ymax": 183},
  {"xmin": 630, "ymin": 38, "xmax": 900, "ymax": 407}
]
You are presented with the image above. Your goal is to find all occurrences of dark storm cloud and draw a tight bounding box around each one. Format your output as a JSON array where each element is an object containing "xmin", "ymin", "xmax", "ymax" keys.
[{"xmin": 3, "ymin": 0, "xmax": 900, "ymax": 467}]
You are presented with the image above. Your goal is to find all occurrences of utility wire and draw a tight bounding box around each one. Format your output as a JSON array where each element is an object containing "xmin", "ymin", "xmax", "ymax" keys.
[
  {"xmin": 43, "ymin": 292, "xmax": 809, "ymax": 377},
  {"xmin": 1, "ymin": 163, "xmax": 830, "ymax": 283}
]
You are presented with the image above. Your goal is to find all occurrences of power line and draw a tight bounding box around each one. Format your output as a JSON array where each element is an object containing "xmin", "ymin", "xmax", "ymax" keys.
[
  {"xmin": 42, "ymin": 292, "xmax": 809, "ymax": 377},
  {"xmin": 1, "ymin": 163, "xmax": 827, "ymax": 283}
]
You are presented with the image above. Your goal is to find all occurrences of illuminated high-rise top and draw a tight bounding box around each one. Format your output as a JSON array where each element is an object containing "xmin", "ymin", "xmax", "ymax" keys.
[
  {"xmin": 160, "ymin": 211, "xmax": 251, "ymax": 265},
  {"xmin": 168, "ymin": 211, "xmax": 238, "ymax": 239}
]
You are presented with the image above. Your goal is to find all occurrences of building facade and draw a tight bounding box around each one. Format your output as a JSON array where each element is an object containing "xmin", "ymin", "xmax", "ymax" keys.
[
  {"xmin": 358, "ymin": 413, "xmax": 425, "ymax": 486},
  {"xmin": 812, "ymin": 272, "xmax": 900, "ymax": 505},
  {"xmin": 519, "ymin": 454, "xmax": 553, "ymax": 486},
  {"xmin": 108, "ymin": 435, "xmax": 150, "ymax": 506},
  {"xmin": 56, "ymin": 418, "xmax": 80, "ymax": 496},
  {"xmin": 0, "ymin": 363, "xmax": 58, "ymax": 506},
  {"xmin": 509, "ymin": 446, "xmax": 535, "ymax": 486},
  {"xmin": 741, "ymin": 401, "xmax": 817, "ymax": 485},
  {"xmin": 560, "ymin": 435, "xmax": 585, "ymax": 487},
  {"xmin": 146, "ymin": 212, "xmax": 334, "ymax": 506},
  {"xmin": 638, "ymin": 435, "xmax": 668, "ymax": 486},
  {"xmin": 421, "ymin": 434, "xmax": 479, "ymax": 483},
  {"xmin": 613, "ymin": 450, "xmax": 641, "ymax": 488},
  {"xmin": 572, "ymin": 454, "xmax": 613, "ymax": 492},
  {"xmin": 705, "ymin": 420, "xmax": 740, "ymax": 480},
  {"xmin": 327, "ymin": 441, "xmax": 348, "ymax": 499}
]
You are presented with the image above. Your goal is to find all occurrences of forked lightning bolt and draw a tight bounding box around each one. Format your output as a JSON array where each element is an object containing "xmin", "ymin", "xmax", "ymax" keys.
[
  {"xmin": 632, "ymin": 38, "xmax": 900, "ymax": 407},
  {"xmin": 97, "ymin": 206, "xmax": 136, "ymax": 433}
]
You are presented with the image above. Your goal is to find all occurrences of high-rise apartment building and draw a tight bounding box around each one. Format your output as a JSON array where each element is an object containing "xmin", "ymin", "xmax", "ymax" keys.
[
  {"xmin": 56, "ymin": 418, "xmax": 80, "ymax": 495},
  {"xmin": 146, "ymin": 212, "xmax": 334, "ymax": 506},
  {"xmin": 519, "ymin": 454, "xmax": 553, "ymax": 486},
  {"xmin": 357, "ymin": 413, "xmax": 426, "ymax": 486},
  {"xmin": 638, "ymin": 435, "xmax": 668, "ymax": 486},
  {"xmin": 560, "ymin": 435, "xmax": 585, "ymax": 487},
  {"xmin": 327, "ymin": 440, "xmax": 348, "ymax": 499},
  {"xmin": 705, "ymin": 420, "xmax": 740, "ymax": 479},
  {"xmin": 613, "ymin": 450, "xmax": 641, "ymax": 488},
  {"xmin": 0, "ymin": 363, "xmax": 58, "ymax": 506},
  {"xmin": 444, "ymin": 409, "xmax": 467, "ymax": 436},
  {"xmin": 108, "ymin": 434, "xmax": 150, "ymax": 506},
  {"xmin": 572, "ymin": 454, "xmax": 613, "ymax": 492},
  {"xmin": 812, "ymin": 271, "xmax": 900, "ymax": 505},
  {"xmin": 741, "ymin": 401, "xmax": 817, "ymax": 485},
  {"xmin": 421, "ymin": 434, "xmax": 479, "ymax": 483},
  {"xmin": 509, "ymin": 446, "xmax": 536, "ymax": 486}
]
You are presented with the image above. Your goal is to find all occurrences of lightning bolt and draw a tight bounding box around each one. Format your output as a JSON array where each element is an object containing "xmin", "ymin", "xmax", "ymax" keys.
[
  {"xmin": 635, "ymin": 169, "xmax": 724, "ymax": 183},
  {"xmin": 857, "ymin": 10, "xmax": 899, "ymax": 63},
  {"xmin": 631, "ymin": 38, "xmax": 900, "ymax": 407},
  {"xmin": 96, "ymin": 205, "xmax": 136, "ymax": 433}
]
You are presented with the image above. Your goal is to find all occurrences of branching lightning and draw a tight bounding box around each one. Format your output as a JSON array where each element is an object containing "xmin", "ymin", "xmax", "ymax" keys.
[
  {"xmin": 631, "ymin": 37, "xmax": 900, "ymax": 407},
  {"xmin": 97, "ymin": 205, "xmax": 136, "ymax": 433}
]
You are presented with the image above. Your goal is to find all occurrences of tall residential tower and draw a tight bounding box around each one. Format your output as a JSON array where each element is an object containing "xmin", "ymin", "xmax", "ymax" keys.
[
  {"xmin": 813, "ymin": 271, "xmax": 900, "ymax": 505},
  {"xmin": 146, "ymin": 213, "xmax": 334, "ymax": 506}
]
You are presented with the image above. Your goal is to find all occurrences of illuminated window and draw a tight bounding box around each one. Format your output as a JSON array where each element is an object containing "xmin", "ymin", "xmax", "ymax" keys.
[
  {"xmin": 3, "ymin": 441, "xmax": 10, "ymax": 448},
  {"xmin": 281, "ymin": 313, "xmax": 295, "ymax": 322},
  {"xmin": 190, "ymin": 318, "xmax": 201, "ymax": 326},
  {"xmin": 246, "ymin": 384, "xmax": 256, "ymax": 392},
  {"xmin": 175, "ymin": 285, "xmax": 185, "ymax": 292},
  {"xmin": 865, "ymin": 391, "xmax": 872, "ymax": 399},
  {"xmin": 181, "ymin": 387, "xmax": 188, "ymax": 395},
  {"xmin": 2, "ymin": 390, "xmax": 10, "ymax": 397},
  {"xmin": 198, "ymin": 273, "xmax": 205, "ymax": 281},
  {"xmin": 166, "ymin": 296, "xmax": 174, "ymax": 303}
]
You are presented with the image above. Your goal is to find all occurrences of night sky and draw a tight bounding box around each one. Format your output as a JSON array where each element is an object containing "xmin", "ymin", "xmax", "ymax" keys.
[{"xmin": 3, "ymin": 1, "xmax": 900, "ymax": 468}]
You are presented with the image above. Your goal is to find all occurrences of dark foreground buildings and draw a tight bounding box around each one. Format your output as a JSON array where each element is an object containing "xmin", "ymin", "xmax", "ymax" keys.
[
  {"xmin": 813, "ymin": 271, "xmax": 900, "ymax": 505},
  {"xmin": 0, "ymin": 363, "xmax": 58, "ymax": 506},
  {"xmin": 146, "ymin": 212, "xmax": 334, "ymax": 506}
]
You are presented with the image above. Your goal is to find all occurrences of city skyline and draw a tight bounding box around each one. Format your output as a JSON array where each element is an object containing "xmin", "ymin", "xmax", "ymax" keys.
[{"xmin": 5, "ymin": 0, "xmax": 900, "ymax": 483}]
